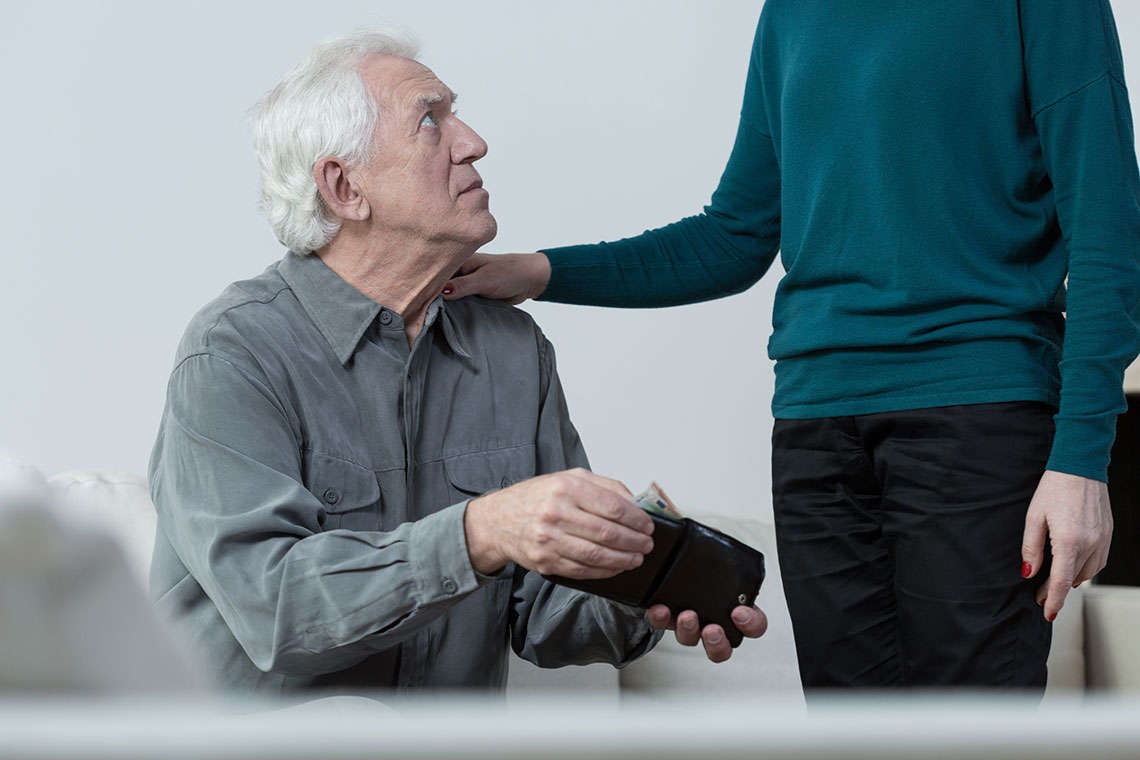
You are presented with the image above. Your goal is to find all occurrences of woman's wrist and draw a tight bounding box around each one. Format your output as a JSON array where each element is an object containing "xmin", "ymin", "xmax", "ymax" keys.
[{"xmin": 528, "ymin": 252, "xmax": 552, "ymax": 300}]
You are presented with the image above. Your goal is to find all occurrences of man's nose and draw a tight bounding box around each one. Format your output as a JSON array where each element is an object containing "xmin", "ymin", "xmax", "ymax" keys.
[{"xmin": 451, "ymin": 119, "xmax": 488, "ymax": 164}]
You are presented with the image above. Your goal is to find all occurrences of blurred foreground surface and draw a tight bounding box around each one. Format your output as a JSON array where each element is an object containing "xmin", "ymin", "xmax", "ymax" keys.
[{"xmin": 1, "ymin": 693, "xmax": 1139, "ymax": 759}]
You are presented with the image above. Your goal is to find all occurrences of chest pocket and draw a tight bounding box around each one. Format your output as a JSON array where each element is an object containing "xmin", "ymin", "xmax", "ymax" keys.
[
  {"xmin": 443, "ymin": 444, "xmax": 537, "ymax": 501},
  {"xmin": 302, "ymin": 450, "xmax": 382, "ymax": 532}
]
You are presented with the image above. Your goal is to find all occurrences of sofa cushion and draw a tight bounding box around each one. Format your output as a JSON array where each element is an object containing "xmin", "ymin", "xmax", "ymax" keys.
[
  {"xmin": 1083, "ymin": 585, "xmax": 1140, "ymax": 692},
  {"xmin": 48, "ymin": 470, "xmax": 156, "ymax": 586},
  {"xmin": 0, "ymin": 460, "xmax": 201, "ymax": 693}
]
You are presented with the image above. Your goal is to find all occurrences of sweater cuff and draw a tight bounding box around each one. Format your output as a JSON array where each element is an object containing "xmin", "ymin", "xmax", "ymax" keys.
[
  {"xmin": 536, "ymin": 245, "xmax": 601, "ymax": 304},
  {"xmin": 1045, "ymin": 414, "xmax": 1117, "ymax": 483}
]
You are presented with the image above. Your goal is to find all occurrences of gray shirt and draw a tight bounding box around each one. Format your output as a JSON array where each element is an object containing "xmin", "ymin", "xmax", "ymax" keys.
[{"xmin": 148, "ymin": 251, "xmax": 658, "ymax": 694}]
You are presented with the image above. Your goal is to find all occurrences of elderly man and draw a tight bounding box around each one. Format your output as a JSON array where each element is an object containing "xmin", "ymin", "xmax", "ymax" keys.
[{"xmin": 148, "ymin": 31, "xmax": 766, "ymax": 693}]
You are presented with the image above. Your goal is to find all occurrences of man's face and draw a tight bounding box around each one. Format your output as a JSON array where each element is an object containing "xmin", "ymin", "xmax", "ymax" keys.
[{"xmin": 352, "ymin": 55, "xmax": 497, "ymax": 249}]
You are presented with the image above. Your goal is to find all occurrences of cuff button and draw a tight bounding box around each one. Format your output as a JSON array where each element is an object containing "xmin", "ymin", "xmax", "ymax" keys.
[{"xmin": 442, "ymin": 577, "xmax": 458, "ymax": 594}]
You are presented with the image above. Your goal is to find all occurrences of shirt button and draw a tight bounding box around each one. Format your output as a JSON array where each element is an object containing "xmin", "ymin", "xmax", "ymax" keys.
[
  {"xmin": 322, "ymin": 488, "xmax": 340, "ymax": 505},
  {"xmin": 442, "ymin": 577, "xmax": 458, "ymax": 594},
  {"xmin": 379, "ymin": 310, "xmax": 393, "ymax": 326}
]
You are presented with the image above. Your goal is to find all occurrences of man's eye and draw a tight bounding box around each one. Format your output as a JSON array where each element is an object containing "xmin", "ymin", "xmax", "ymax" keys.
[{"xmin": 420, "ymin": 113, "xmax": 438, "ymax": 129}]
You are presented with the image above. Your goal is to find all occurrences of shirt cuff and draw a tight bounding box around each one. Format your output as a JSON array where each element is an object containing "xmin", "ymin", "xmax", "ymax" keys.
[
  {"xmin": 601, "ymin": 598, "xmax": 664, "ymax": 666},
  {"xmin": 408, "ymin": 500, "xmax": 487, "ymax": 605}
]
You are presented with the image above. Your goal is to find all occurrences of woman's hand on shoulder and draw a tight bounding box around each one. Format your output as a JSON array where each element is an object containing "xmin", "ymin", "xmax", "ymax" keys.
[{"xmin": 443, "ymin": 252, "xmax": 551, "ymax": 305}]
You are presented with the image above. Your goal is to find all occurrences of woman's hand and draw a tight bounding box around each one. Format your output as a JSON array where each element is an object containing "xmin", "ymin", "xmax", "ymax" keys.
[
  {"xmin": 443, "ymin": 252, "xmax": 552, "ymax": 305},
  {"xmin": 1021, "ymin": 469, "xmax": 1113, "ymax": 622}
]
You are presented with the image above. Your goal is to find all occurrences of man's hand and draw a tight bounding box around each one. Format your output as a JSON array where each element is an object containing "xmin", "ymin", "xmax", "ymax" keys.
[
  {"xmin": 442, "ymin": 252, "xmax": 551, "ymax": 305},
  {"xmin": 1021, "ymin": 469, "xmax": 1113, "ymax": 622},
  {"xmin": 464, "ymin": 468, "xmax": 654, "ymax": 578},
  {"xmin": 647, "ymin": 605, "xmax": 768, "ymax": 663}
]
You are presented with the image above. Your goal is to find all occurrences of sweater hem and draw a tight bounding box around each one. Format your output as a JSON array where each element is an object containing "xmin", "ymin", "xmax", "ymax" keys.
[{"xmin": 771, "ymin": 385, "xmax": 1059, "ymax": 420}]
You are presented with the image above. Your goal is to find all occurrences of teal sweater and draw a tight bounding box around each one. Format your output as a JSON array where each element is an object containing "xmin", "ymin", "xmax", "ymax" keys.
[{"xmin": 539, "ymin": 0, "xmax": 1140, "ymax": 482}]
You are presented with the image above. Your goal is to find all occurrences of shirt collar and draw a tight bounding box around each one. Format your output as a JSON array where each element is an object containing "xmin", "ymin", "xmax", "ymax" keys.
[
  {"xmin": 279, "ymin": 251, "xmax": 472, "ymax": 366},
  {"xmin": 435, "ymin": 298, "xmax": 471, "ymax": 364}
]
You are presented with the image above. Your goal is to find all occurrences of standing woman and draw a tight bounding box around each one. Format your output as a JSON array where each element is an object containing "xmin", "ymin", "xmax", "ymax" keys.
[{"xmin": 445, "ymin": 0, "xmax": 1140, "ymax": 691}]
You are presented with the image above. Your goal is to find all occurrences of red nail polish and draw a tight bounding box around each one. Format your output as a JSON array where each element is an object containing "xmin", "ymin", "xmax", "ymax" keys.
[
  {"xmin": 1021, "ymin": 562, "xmax": 1032, "ymax": 578},
  {"xmin": 442, "ymin": 286, "xmax": 453, "ymax": 295},
  {"xmin": 1047, "ymin": 612, "xmax": 1057, "ymax": 622}
]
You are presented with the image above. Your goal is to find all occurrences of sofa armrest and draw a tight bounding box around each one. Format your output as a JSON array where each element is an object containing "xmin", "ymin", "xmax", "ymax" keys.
[{"xmin": 1084, "ymin": 585, "xmax": 1140, "ymax": 692}]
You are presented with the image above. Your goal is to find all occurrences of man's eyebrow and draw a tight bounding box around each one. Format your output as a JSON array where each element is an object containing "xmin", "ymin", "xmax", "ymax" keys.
[{"xmin": 413, "ymin": 90, "xmax": 458, "ymax": 110}]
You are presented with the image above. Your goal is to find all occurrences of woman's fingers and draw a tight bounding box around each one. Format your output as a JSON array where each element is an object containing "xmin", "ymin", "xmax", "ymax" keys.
[{"xmin": 1020, "ymin": 507, "xmax": 1047, "ymax": 579}]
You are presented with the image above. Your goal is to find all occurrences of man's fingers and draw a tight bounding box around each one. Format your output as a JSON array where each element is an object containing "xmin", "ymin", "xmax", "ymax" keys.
[
  {"xmin": 547, "ymin": 557, "xmax": 625, "ymax": 580},
  {"xmin": 561, "ymin": 510, "xmax": 654, "ymax": 555},
  {"xmin": 1021, "ymin": 509, "xmax": 1047, "ymax": 579},
  {"xmin": 556, "ymin": 534, "xmax": 644, "ymax": 573},
  {"xmin": 674, "ymin": 610, "xmax": 701, "ymax": 646},
  {"xmin": 731, "ymin": 605, "xmax": 768, "ymax": 639},
  {"xmin": 701, "ymin": 625, "xmax": 732, "ymax": 663},
  {"xmin": 571, "ymin": 479, "xmax": 654, "ymax": 536},
  {"xmin": 647, "ymin": 604, "xmax": 673, "ymax": 631},
  {"xmin": 572, "ymin": 469, "xmax": 635, "ymax": 500}
]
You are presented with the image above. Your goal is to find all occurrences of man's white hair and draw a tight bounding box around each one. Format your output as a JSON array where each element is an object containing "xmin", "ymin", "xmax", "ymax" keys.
[{"xmin": 250, "ymin": 30, "xmax": 420, "ymax": 254}]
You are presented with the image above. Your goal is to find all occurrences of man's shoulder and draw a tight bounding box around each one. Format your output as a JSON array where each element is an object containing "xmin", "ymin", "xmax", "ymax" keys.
[
  {"xmin": 447, "ymin": 295, "xmax": 540, "ymax": 330},
  {"xmin": 174, "ymin": 260, "xmax": 294, "ymax": 366},
  {"xmin": 446, "ymin": 295, "xmax": 546, "ymax": 350}
]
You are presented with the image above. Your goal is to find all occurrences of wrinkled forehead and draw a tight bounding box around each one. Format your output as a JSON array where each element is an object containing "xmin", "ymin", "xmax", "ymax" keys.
[{"xmin": 360, "ymin": 53, "xmax": 455, "ymax": 115}]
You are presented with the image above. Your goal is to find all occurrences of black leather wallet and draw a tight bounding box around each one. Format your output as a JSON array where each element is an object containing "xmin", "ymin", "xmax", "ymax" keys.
[{"xmin": 545, "ymin": 512, "xmax": 766, "ymax": 647}]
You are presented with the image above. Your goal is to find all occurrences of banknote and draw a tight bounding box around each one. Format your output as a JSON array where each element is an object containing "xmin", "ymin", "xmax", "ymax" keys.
[{"xmin": 632, "ymin": 481, "xmax": 683, "ymax": 518}]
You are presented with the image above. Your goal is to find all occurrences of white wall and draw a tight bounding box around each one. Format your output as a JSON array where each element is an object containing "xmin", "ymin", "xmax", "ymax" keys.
[{"xmin": 3, "ymin": 1, "xmax": 1139, "ymax": 521}]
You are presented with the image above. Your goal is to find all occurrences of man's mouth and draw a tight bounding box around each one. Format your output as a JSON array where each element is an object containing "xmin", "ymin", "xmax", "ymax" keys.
[{"xmin": 458, "ymin": 179, "xmax": 484, "ymax": 196}]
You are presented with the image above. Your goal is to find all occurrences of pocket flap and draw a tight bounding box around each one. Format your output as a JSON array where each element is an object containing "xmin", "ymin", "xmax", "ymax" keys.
[
  {"xmin": 443, "ymin": 445, "xmax": 536, "ymax": 496},
  {"xmin": 302, "ymin": 451, "xmax": 381, "ymax": 513}
]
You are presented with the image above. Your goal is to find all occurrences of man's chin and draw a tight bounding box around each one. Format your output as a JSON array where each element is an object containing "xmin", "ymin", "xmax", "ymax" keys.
[{"xmin": 473, "ymin": 213, "xmax": 498, "ymax": 247}]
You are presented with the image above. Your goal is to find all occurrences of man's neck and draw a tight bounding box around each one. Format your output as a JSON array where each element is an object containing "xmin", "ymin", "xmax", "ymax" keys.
[{"xmin": 317, "ymin": 230, "xmax": 472, "ymax": 346}]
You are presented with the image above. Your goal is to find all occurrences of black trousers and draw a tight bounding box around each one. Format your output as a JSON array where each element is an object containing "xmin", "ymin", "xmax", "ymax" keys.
[{"xmin": 772, "ymin": 401, "xmax": 1054, "ymax": 691}]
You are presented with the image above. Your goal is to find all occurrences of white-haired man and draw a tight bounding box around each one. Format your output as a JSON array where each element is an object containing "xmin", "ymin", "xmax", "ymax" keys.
[{"xmin": 148, "ymin": 32, "xmax": 767, "ymax": 693}]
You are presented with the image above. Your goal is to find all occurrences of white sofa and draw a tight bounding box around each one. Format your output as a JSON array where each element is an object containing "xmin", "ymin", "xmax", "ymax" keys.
[{"xmin": 32, "ymin": 467, "xmax": 1140, "ymax": 701}]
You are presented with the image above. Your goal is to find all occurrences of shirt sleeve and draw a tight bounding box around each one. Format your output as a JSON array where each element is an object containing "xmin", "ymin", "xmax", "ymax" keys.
[
  {"xmin": 537, "ymin": 14, "xmax": 781, "ymax": 308},
  {"xmin": 1020, "ymin": 0, "xmax": 1140, "ymax": 481},
  {"xmin": 149, "ymin": 352, "xmax": 489, "ymax": 676},
  {"xmin": 506, "ymin": 330, "xmax": 663, "ymax": 668}
]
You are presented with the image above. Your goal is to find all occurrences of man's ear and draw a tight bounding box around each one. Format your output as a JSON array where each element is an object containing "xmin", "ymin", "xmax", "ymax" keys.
[{"xmin": 313, "ymin": 157, "xmax": 370, "ymax": 222}]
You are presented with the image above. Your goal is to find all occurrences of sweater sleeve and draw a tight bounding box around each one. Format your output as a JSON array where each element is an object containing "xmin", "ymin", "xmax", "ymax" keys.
[
  {"xmin": 1020, "ymin": 0, "xmax": 1140, "ymax": 482},
  {"xmin": 538, "ymin": 16, "xmax": 781, "ymax": 308}
]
